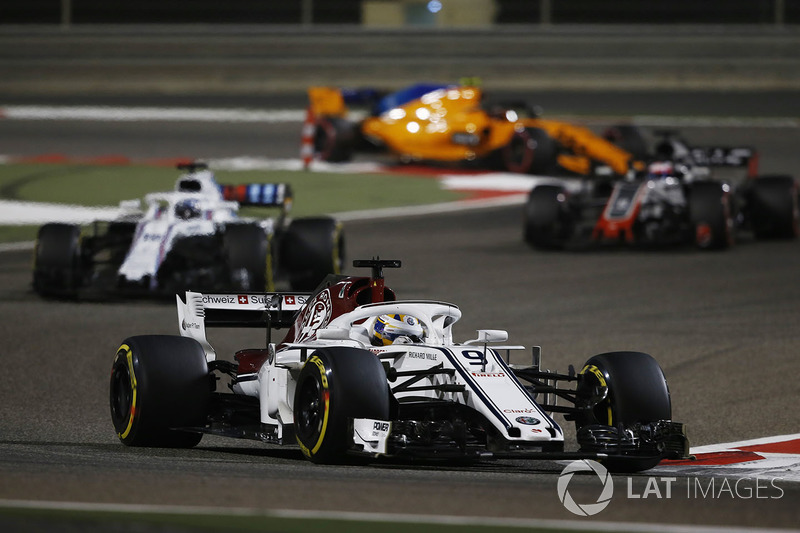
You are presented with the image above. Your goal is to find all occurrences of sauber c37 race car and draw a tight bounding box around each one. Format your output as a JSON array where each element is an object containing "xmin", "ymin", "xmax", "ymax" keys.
[
  {"xmin": 524, "ymin": 130, "xmax": 799, "ymax": 250},
  {"xmin": 33, "ymin": 162, "xmax": 344, "ymax": 297},
  {"xmin": 308, "ymin": 83, "xmax": 644, "ymax": 177},
  {"xmin": 109, "ymin": 259, "xmax": 688, "ymax": 472}
]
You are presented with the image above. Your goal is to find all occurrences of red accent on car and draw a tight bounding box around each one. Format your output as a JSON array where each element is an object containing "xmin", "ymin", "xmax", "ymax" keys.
[
  {"xmin": 234, "ymin": 348, "xmax": 270, "ymax": 374},
  {"xmin": 279, "ymin": 277, "xmax": 396, "ymax": 347},
  {"xmin": 592, "ymin": 182, "xmax": 647, "ymax": 243}
]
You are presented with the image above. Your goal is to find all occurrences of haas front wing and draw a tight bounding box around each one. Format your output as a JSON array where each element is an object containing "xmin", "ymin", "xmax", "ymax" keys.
[{"xmin": 352, "ymin": 344, "xmax": 563, "ymax": 459}]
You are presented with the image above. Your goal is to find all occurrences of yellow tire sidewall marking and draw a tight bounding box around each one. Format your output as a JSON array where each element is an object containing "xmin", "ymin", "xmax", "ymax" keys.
[
  {"xmin": 117, "ymin": 344, "xmax": 138, "ymax": 440},
  {"xmin": 298, "ymin": 355, "xmax": 330, "ymax": 457},
  {"xmin": 580, "ymin": 364, "xmax": 613, "ymax": 426}
]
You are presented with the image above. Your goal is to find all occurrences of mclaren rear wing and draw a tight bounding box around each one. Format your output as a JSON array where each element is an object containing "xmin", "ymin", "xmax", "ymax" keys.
[{"xmin": 176, "ymin": 290, "xmax": 309, "ymax": 361}]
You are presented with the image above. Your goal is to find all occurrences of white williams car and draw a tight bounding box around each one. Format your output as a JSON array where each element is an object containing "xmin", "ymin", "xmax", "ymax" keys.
[
  {"xmin": 33, "ymin": 162, "xmax": 344, "ymax": 297},
  {"xmin": 110, "ymin": 259, "xmax": 688, "ymax": 472}
]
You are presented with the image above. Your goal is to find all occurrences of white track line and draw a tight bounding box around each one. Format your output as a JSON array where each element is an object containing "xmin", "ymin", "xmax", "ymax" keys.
[
  {"xmin": 0, "ymin": 106, "xmax": 305, "ymax": 123},
  {"xmin": 0, "ymin": 105, "xmax": 797, "ymax": 128}
]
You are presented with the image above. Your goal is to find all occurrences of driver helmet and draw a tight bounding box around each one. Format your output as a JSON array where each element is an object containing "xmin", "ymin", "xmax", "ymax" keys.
[
  {"xmin": 175, "ymin": 199, "xmax": 201, "ymax": 220},
  {"xmin": 371, "ymin": 314, "xmax": 425, "ymax": 346}
]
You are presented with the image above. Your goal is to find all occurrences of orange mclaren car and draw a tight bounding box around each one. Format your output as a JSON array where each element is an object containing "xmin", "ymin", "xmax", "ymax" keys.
[{"xmin": 307, "ymin": 83, "xmax": 644, "ymax": 177}]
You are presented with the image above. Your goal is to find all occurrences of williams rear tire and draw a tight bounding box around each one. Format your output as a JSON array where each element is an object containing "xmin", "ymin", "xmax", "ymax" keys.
[
  {"xmin": 224, "ymin": 223, "xmax": 273, "ymax": 291},
  {"xmin": 280, "ymin": 217, "xmax": 344, "ymax": 291}
]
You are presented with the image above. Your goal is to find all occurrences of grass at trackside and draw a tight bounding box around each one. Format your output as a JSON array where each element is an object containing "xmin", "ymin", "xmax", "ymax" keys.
[
  {"xmin": 0, "ymin": 162, "xmax": 467, "ymax": 243},
  {"xmin": 0, "ymin": 225, "xmax": 38, "ymax": 243},
  {"xmin": 0, "ymin": 508, "xmax": 589, "ymax": 533}
]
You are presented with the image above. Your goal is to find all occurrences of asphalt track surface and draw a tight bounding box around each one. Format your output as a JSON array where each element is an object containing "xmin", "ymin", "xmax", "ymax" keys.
[{"xmin": 1, "ymin": 91, "xmax": 800, "ymax": 529}]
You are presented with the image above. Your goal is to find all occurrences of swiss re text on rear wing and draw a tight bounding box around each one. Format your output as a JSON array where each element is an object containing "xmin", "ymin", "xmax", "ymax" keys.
[{"xmin": 178, "ymin": 291, "xmax": 309, "ymax": 330}]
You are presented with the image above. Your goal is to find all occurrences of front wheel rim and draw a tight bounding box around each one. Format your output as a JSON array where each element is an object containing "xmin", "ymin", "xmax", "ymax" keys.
[{"xmin": 110, "ymin": 363, "xmax": 133, "ymax": 430}]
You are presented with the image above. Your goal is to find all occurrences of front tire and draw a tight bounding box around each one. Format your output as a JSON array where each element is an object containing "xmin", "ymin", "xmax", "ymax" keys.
[
  {"xmin": 294, "ymin": 347, "xmax": 390, "ymax": 464},
  {"xmin": 110, "ymin": 335, "xmax": 210, "ymax": 448},
  {"xmin": 280, "ymin": 217, "xmax": 344, "ymax": 291},
  {"xmin": 575, "ymin": 351, "xmax": 672, "ymax": 472}
]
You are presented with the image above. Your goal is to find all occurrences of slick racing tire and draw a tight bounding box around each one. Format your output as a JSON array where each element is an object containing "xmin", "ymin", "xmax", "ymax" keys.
[
  {"xmin": 688, "ymin": 181, "xmax": 734, "ymax": 250},
  {"xmin": 747, "ymin": 175, "xmax": 799, "ymax": 240},
  {"xmin": 32, "ymin": 223, "xmax": 84, "ymax": 298},
  {"xmin": 280, "ymin": 217, "xmax": 344, "ymax": 291},
  {"xmin": 224, "ymin": 223, "xmax": 273, "ymax": 291},
  {"xmin": 523, "ymin": 185, "xmax": 573, "ymax": 249},
  {"xmin": 294, "ymin": 347, "xmax": 390, "ymax": 464},
  {"xmin": 501, "ymin": 127, "xmax": 556, "ymax": 175},
  {"xmin": 575, "ymin": 351, "xmax": 672, "ymax": 473},
  {"xmin": 314, "ymin": 116, "xmax": 355, "ymax": 162},
  {"xmin": 110, "ymin": 335, "xmax": 210, "ymax": 448}
]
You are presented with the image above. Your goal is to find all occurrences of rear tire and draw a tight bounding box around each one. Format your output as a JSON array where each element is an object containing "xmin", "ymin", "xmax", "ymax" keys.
[
  {"xmin": 280, "ymin": 217, "xmax": 344, "ymax": 291},
  {"xmin": 109, "ymin": 335, "xmax": 210, "ymax": 448},
  {"xmin": 224, "ymin": 223, "xmax": 273, "ymax": 291},
  {"xmin": 501, "ymin": 127, "xmax": 556, "ymax": 174},
  {"xmin": 32, "ymin": 223, "xmax": 84, "ymax": 297},
  {"xmin": 688, "ymin": 181, "xmax": 734, "ymax": 250},
  {"xmin": 575, "ymin": 351, "xmax": 672, "ymax": 472},
  {"xmin": 523, "ymin": 185, "xmax": 573, "ymax": 249},
  {"xmin": 294, "ymin": 347, "xmax": 390, "ymax": 464},
  {"xmin": 747, "ymin": 175, "xmax": 799, "ymax": 240},
  {"xmin": 314, "ymin": 116, "xmax": 355, "ymax": 163}
]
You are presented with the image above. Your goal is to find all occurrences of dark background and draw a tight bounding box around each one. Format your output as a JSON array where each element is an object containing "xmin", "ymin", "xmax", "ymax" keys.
[{"xmin": 1, "ymin": 0, "xmax": 799, "ymax": 25}]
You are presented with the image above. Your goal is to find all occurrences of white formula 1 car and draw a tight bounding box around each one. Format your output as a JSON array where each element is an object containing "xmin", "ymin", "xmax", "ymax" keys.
[
  {"xmin": 33, "ymin": 162, "xmax": 344, "ymax": 297},
  {"xmin": 110, "ymin": 259, "xmax": 688, "ymax": 472}
]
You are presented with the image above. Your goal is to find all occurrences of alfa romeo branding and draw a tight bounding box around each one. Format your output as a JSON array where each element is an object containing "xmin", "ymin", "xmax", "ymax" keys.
[{"xmin": 297, "ymin": 289, "xmax": 332, "ymax": 342}]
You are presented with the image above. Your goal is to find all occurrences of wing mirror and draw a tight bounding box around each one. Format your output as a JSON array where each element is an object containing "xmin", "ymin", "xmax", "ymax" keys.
[{"xmin": 464, "ymin": 329, "xmax": 508, "ymax": 345}]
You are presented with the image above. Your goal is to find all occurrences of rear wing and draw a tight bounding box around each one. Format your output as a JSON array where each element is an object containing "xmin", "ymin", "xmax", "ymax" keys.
[
  {"xmin": 688, "ymin": 147, "xmax": 759, "ymax": 178},
  {"xmin": 219, "ymin": 183, "xmax": 293, "ymax": 212},
  {"xmin": 176, "ymin": 290, "xmax": 309, "ymax": 361}
]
